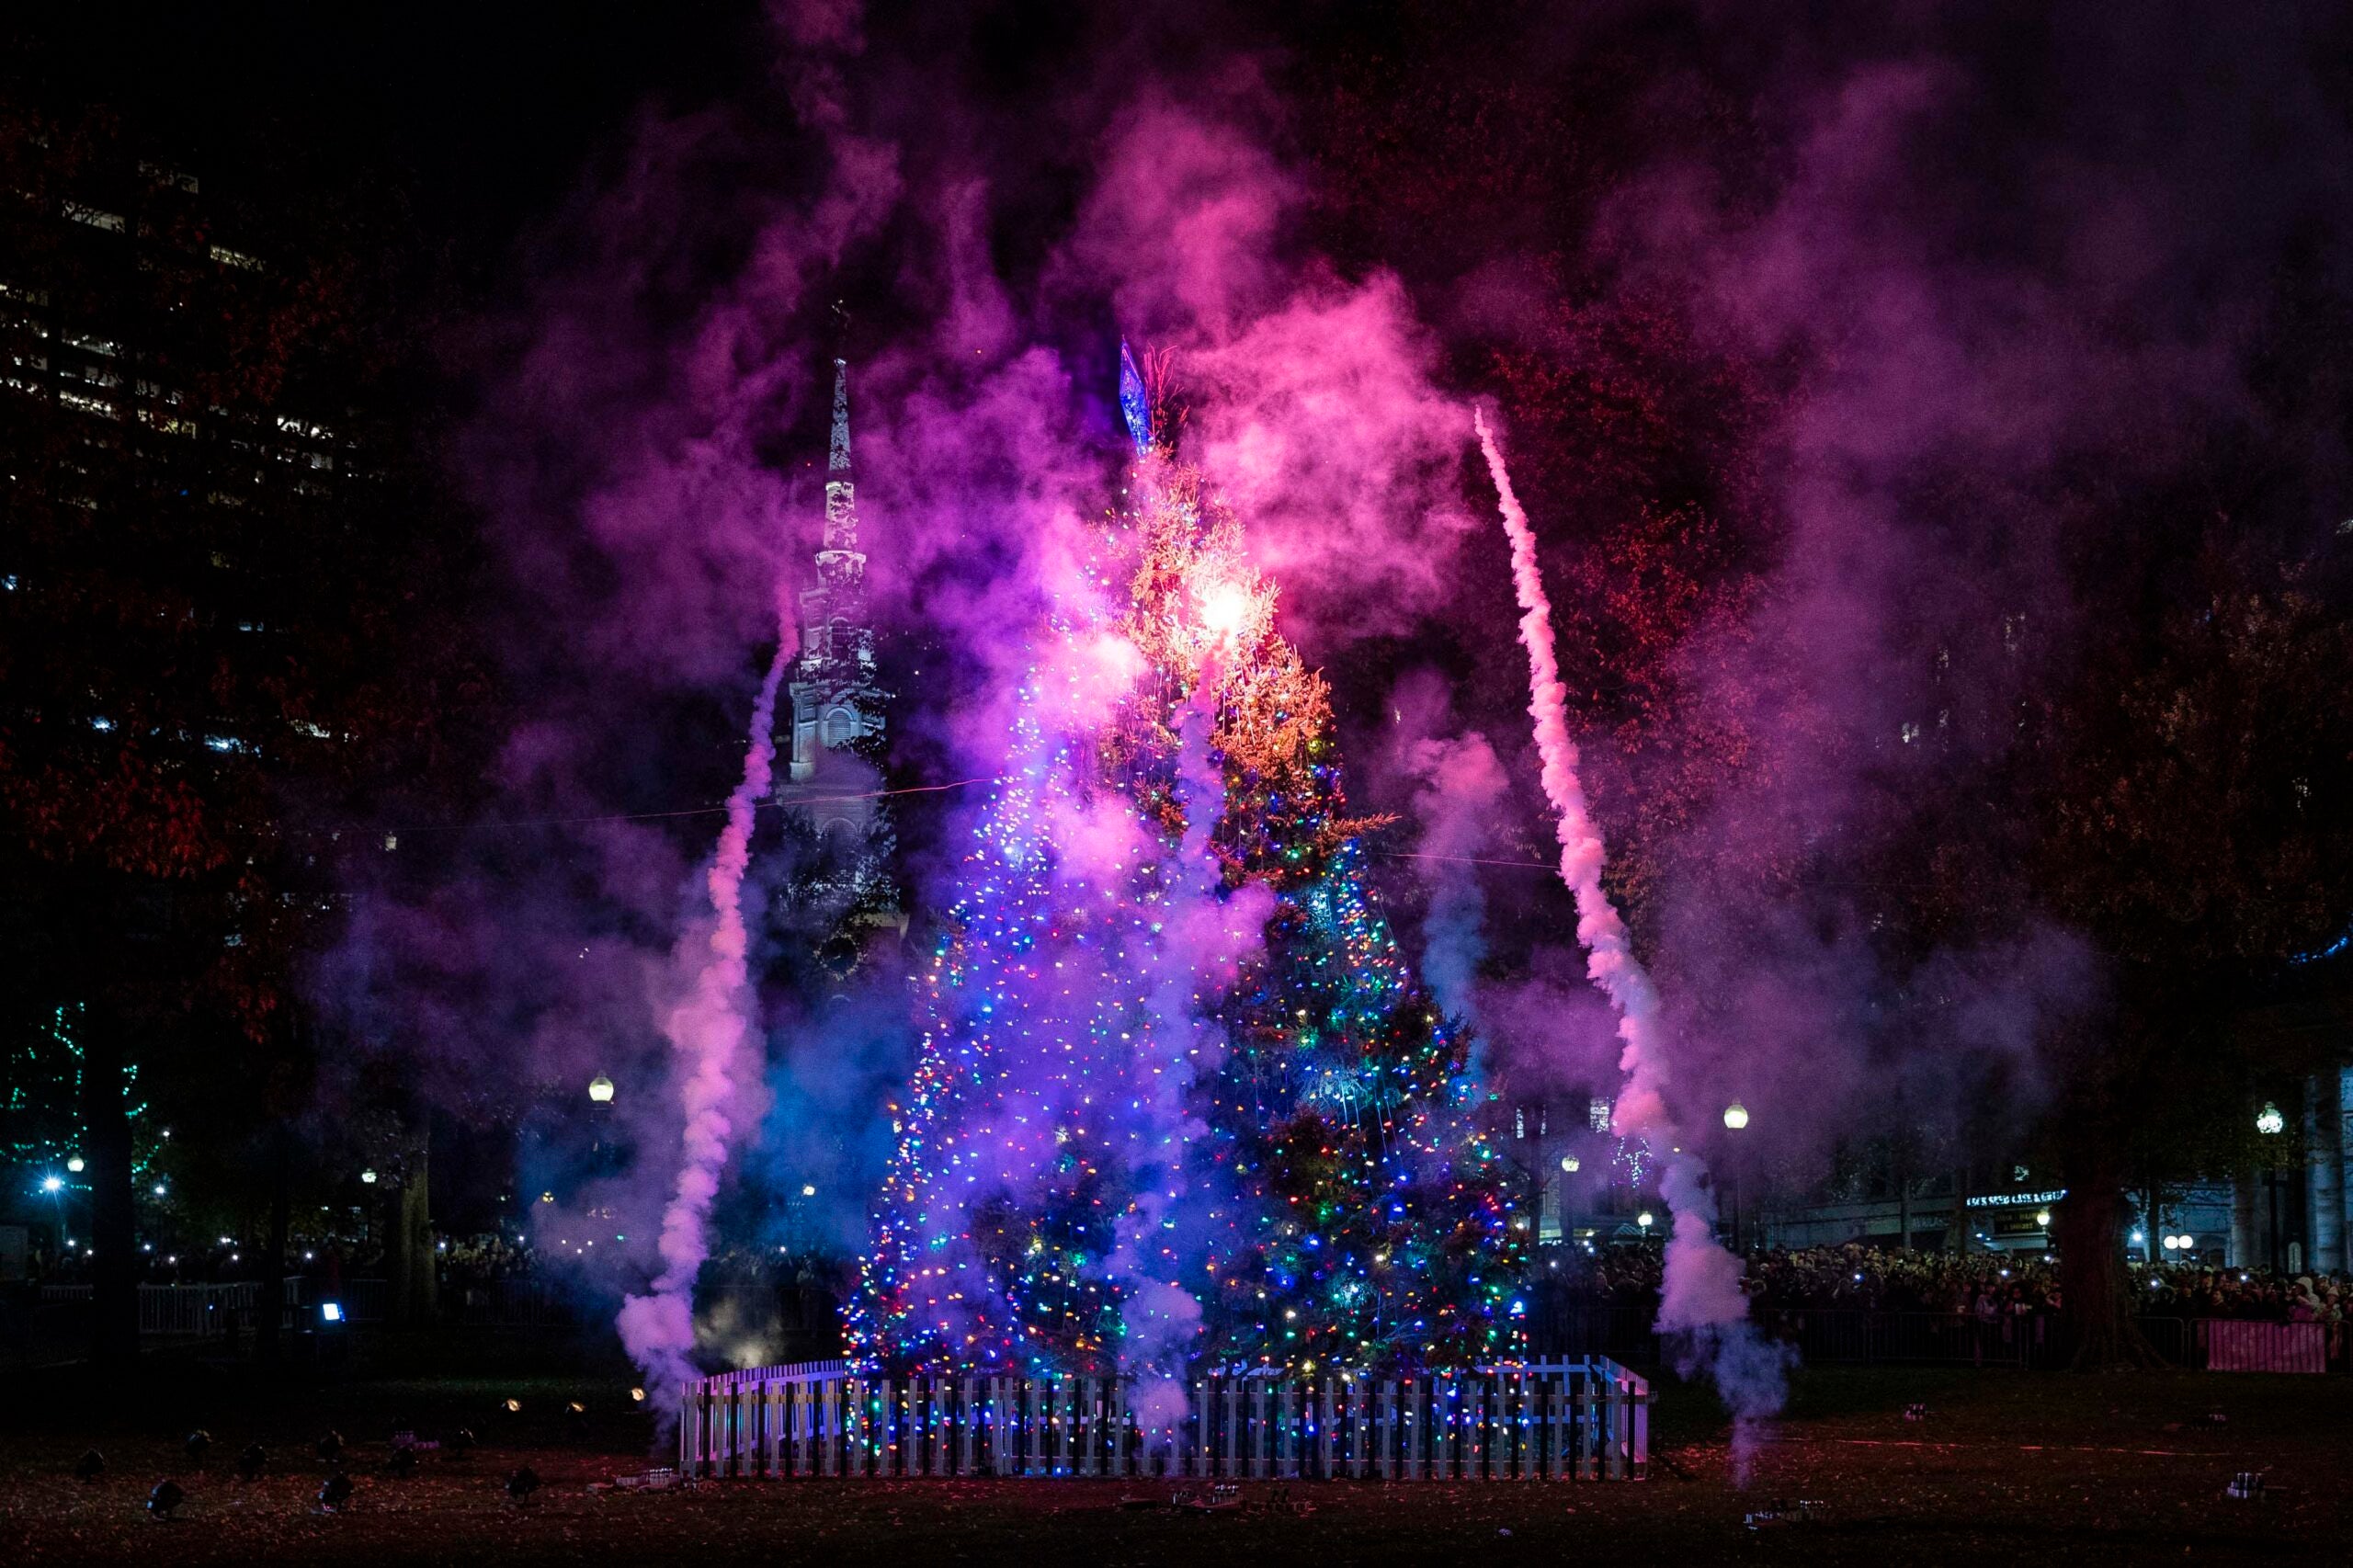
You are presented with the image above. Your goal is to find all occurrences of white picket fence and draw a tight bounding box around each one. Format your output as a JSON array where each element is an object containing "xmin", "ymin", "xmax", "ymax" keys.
[{"xmin": 681, "ymin": 1359, "xmax": 1649, "ymax": 1482}]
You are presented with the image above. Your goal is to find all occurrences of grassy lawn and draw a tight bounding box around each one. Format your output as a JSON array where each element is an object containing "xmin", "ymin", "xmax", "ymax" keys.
[{"xmin": 2, "ymin": 1349, "xmax": 2346, "ymax": 1564}]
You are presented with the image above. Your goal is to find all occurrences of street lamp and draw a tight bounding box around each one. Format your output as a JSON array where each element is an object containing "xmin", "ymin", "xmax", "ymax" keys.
[
  {"xmin": 2256, "ymin": 1102, "xmax": 2287, "ymax": 1272},
  {"xmin": 65, "ymin": 1156, "xmax": 84, "ymax": 1174},
  {"xmin": 1637, "ymin": 1210, "xmax": 1654, "ymax": 1233},
  {"xmin": 1559, "ymin": 1153, "xmax": 1579, "ymax": 1174},
  {"xmin": 588, "ymin": 1074, "xmax": 616, "ymax": 1105},
  {"xmin": 1722, "ymin": 1103, "xmax": 1750, "ymax": 1249},
  {"xmin": 360, "ymin": 1169, "xmax": 379, "ymax": 1186},
  {"xmin": 2034, "ymin": 1208, "xmax": 2052, "ymax": 1228}
]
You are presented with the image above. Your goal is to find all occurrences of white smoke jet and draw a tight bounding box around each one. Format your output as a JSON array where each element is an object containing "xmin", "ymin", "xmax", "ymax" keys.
[
  {"xmin": 1113, "ymin": 646, "xmax": 1268, "ymax": 1444},
  {"xmin": 618, "ymin": 607, "xmax": 797, "ymax": 1429},
  {"xmin": 1404, "ymin": 730, "xmax": 1507, "ymax": 1047},
  {"xmin": 1472, "ymin": 406, "xmax": 1786, "ymax": 1475}
]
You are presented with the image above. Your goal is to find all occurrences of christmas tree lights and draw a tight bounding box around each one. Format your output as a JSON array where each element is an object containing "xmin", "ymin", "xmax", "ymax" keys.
[{"xmin": 848, "ymin": 376, "xmax": 1524, "ymax": 1392}]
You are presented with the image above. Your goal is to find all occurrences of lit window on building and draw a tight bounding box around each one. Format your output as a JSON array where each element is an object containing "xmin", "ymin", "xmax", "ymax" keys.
[
  {"xmin": 63, "ymin": 202, "xmax": 126, "ymax": 233},
  {"xmin": 137, "ymin": 161, "xmax": 199, "ymax": 194},
  {"xmin": 1588, "ymin": 1096, "xmax": 1612, "ymax": 1132},
  {"xmin": 210, "ymin": 244, "xmax": 264, "ymax": 271}
]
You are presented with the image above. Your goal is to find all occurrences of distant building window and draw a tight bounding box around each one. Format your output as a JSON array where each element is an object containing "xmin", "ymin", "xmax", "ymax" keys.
[
  {"xmin": 137, "ymin": 161, "xmax": 199, "ymax": 194},
  {"xmin": 1588, "ymin": 1096, "xmax": 1612, "ymax": 1132},
  {"xmin": 210, "ymin": 244, "xmax": 264, "ymax": 272},
  {"xmin": 58, "ymin": 390, "xmax": 117, "ymax": 419},
  {"xmin": 64, "ymin": 333, "xmax": 119, "ymax": 357},
  {"xmin": 821, "ymin": 706, "xmax": 860, "ymax": 745},
  {"xmin": 63, "ymin": 202, "xmax": 126, "ymax": 233}
]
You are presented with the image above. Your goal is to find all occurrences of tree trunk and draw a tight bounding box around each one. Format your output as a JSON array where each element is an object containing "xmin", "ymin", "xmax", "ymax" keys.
[
  {"xmin": 384, "ymin": 1129, "xmax": 435, "ymax": 1327},
  {"xmin": 78, "ymin": 994, "xmax": 140, "ymax": 1369},
  {"xmin": 1947, "ymin": 1165, "xmax": 1968, "ymax": 1252},
  {"xmin": 2057, "ymin": 1142, "xmax": 2163, "ymax": 1369},
  {"xmin": 255, "ymin": 1123, "xmax": 293, "ymax": 1362}
]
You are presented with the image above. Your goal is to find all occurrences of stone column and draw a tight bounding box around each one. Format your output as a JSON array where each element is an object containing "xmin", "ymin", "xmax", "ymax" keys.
[
  {"xmin": 2341, "ymin": 1065, "xmax": 2353, "ymax": 1267},
  {"xmin": 2306, "ymin": 1074, "xmax": 2345, "ymax": 1274},
  {"xmin": 2231, "ymin": 1174, "xmax": 2258, "ymax": 1268}
]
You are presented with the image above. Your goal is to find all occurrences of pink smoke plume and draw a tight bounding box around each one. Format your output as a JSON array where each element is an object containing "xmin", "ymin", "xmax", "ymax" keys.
[
  {"xmin": 618, "ymin": 605, "xmax": 798, "ymax": 1426},
  {"xmin": 1472, "ymin": 406, "xmax": 1787, "ymax": 1475}
]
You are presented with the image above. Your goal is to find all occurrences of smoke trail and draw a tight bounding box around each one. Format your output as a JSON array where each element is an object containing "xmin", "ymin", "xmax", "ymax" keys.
[
  {"xmin": 1404, "ymin": 730, "xmax": 1507, "ymax": 1042},
  {"xmin": 1114, "ymin": 645, "xmax": 1267, "ymax": 1443},
  {"xmin": 1472, "ymin": 406, "xmax": 1787, "ymax": 1475},
  {"xmin": 618, "ymin": 605, "xmax": 797, "ymax": 1429}
]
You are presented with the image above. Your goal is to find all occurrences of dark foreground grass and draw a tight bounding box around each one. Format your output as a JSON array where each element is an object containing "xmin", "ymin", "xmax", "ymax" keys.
[{"xmin": 2, "ymin": 1350, "xmax": 2347, "ymax": 1565}]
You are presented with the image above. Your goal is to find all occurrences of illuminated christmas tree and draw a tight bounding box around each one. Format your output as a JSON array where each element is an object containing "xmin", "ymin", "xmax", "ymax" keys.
[{"xmin": 847, "ymin": 349, "xmax": 1524, "ymax": 1386}]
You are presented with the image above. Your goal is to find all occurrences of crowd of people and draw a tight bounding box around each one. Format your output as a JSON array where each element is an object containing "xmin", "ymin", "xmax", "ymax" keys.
[{"xmin": 1551, "ymin": 1241, "xmax": 2353, "ymax": 1325}]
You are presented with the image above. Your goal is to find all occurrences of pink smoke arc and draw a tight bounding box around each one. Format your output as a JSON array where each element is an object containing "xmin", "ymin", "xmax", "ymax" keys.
[
  {"xmin": 618, "ymin": 607, "xmax": 798, "ymax": 1427},
  {"xmin": 1472, "ymin": 406, "xmax": 1786, "ymax": 1474}
]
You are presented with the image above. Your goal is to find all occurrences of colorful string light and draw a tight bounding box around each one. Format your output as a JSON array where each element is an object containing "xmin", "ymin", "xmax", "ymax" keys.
[{"xmin": 846, "ymin": 438, "xmax": 1524, "ymax": 1379}]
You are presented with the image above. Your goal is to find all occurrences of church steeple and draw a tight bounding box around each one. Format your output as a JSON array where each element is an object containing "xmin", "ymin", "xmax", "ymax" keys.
[
  {"xmin": 783, "ymin": 354, "xmax": 881, "ymax": 782},
  {"xmin": 771, "ymin": 347, "xmax": 904, "ymax": 948},
  {"xmin": 825, "ymin": 356, "xmax": 857, "ymax": 546}
]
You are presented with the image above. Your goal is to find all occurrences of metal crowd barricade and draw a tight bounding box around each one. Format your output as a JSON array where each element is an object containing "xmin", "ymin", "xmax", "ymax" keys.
[{"xmin": 680, "ymin": 1358, "xmax": 1648, "ymax": 1483}]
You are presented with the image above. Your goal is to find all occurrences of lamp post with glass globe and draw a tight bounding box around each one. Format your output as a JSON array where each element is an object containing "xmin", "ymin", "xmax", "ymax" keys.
[
  {"xmin": 1722, "ymin": 1102, "xmax": 1751, "ymax": 1252},
  {"xmin": 587, "ymin": 1074, "xmax": 618, "ymax": 1168},
  {"xmin": 2256, "ymin": 1100, "xmax": 2287, "ymax": 1273}
]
